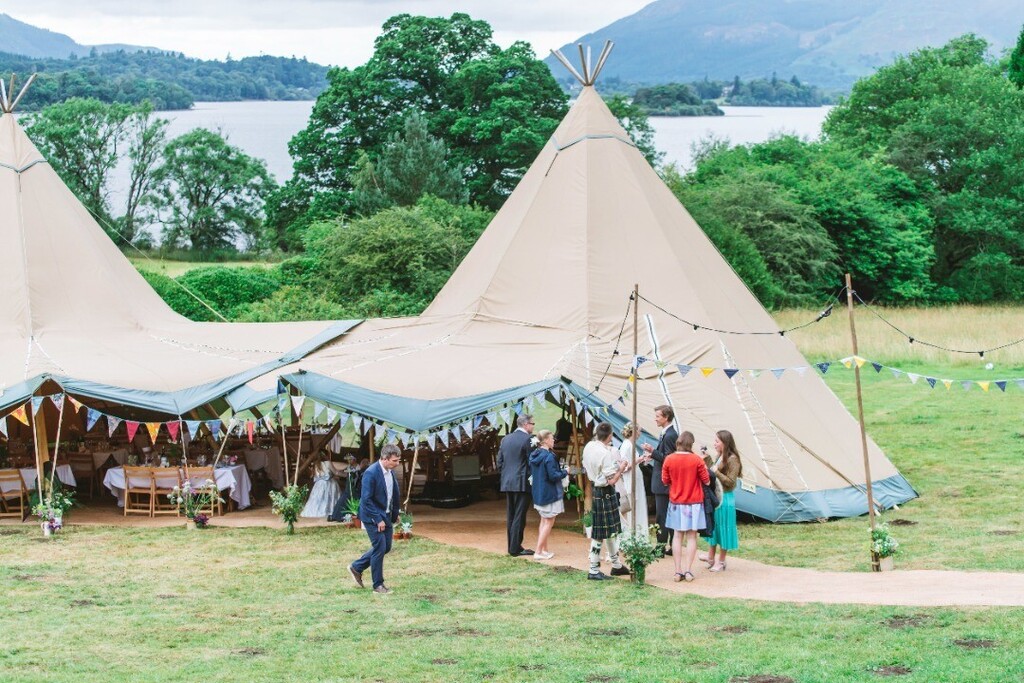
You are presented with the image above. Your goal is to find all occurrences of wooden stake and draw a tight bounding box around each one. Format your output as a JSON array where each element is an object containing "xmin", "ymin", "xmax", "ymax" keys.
[
  {"xmin": 630, "ymin": 283, "xmax": 639, "ymax": 537},
  {"xmin": 368, "ymin": 426, "xmax": 376, "ymax": 462},
  {"xmin": 46, "ymin": 395, "xmax": 67, "ymax": 504},
  {"xmin": 845, "ymin": 273, "xmax": 879, "ymax": 570},
  {"xmin": 32, "ymin": 398, "xmax": 48, "ymax": 503},
  {"xmin": 403, "ymin": 440, "xmax": 419, "ymax": 510}
]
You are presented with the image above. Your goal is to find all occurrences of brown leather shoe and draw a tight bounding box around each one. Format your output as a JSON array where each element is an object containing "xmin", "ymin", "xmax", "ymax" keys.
[
  {"xmin": 348, "ymin": 565, "xmax": 364, "ymax": 588},
  {"xmin": 373, "ymin": 585, "xmax": 392, "ymax": 594}
]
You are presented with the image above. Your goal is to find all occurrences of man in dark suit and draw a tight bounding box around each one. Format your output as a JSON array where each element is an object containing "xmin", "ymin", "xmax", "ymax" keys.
[
  {"xmin": 349, "ymin": 445, "xmax": 402, "ymax": 594},
  {"xmin": 497, "ymin": 413, "xmax": 535, "ymax": 556},
  {"xmin": 642, "ymin": 405, "xmax": 678, "ymax": 553}
]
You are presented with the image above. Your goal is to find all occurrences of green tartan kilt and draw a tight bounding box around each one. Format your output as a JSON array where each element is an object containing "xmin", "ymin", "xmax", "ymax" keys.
[{"xmin": 590, "ymin": 485, "xmax": 622, "ymax": 541}]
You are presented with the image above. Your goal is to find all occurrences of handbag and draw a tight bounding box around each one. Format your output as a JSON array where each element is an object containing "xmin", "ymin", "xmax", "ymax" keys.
[{"xmin": 619, "ymin": 492, "xmax": 633, "ymax": 514}]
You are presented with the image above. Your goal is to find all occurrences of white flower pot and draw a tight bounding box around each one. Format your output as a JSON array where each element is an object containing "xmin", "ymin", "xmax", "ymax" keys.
[
  {"xmin": 585, "ymin": 526, "xmax": 593, "ymax": 539},
  {"xmin": 878, "ymin": 555, "xmax": 894, "ymax": 572},
  {"xmin": 41, "ymin": 523, "xmax": 52, "ymax": 538},
  {"xmin": 185, "ymin": 519, "xmax": 197, "ymax": 530}
]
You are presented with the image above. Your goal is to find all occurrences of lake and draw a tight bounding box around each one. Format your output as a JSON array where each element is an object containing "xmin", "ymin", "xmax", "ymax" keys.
[{"xmin": 108, "ymin": 100, "xmax": 832, "ymax": 228}]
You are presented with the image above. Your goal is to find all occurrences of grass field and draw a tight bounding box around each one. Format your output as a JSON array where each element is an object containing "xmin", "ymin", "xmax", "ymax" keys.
[
  {"xmin": 128, "ymin": 257, "xmax": 272, "ymax": 279},
  {"xmin": 2, "ymin": 526, "xmax": 1022, "ymax": 683}
]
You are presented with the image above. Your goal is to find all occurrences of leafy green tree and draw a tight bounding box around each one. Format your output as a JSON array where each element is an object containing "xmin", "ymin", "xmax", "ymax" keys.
[
  {"xmin": 603, "ymin": 95, "xmax": 663, "ymax": 166},
  {"xmin": 276, "ymin": 13, "xmax": 567, "ymax": 243},
  {"xmin": 1007, "ymin": 25, "xmax": 1024, "ymax": 88},
  {"xmin": 351, "ymin": 112, "xmax": 468, "ymax": 215},
  {"xmin": 234, "ymin": 286, "xmax": 351, "ymax": 322},
  {"xmin": 149, "ymin": 128, "xmax": 275, "ymax": 251},
  {"xmin": 120, "ymin": 103, "xmax": 167, "ymax": 243},
  {"xmin": 167, "ymin": 267, "xmax": 280, "ymax": 321}
]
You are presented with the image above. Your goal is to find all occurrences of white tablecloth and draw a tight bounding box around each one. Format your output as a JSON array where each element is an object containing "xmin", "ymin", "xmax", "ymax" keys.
[
  {"xmin": 90, "ymin": 450, "xmax": 129, "ymax": 468},
  {"xmin": 244, "ymin": 448, "xmax": 284, "ymax": 489},
  {"xmin": 0, "ymin": 466, "xmax": 77, "ymax": 494},
  {"xmin": 103, "ymin": 465, "xmax": 252, "ymax": 509}
]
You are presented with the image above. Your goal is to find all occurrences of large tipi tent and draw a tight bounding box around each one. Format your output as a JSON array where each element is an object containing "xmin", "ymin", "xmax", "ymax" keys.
[
  {"xmin": 234, "ymin": 48, "xmax": 917, "ymax": 522},
  {"xmin": 0, "ymin": 93, "xmax": 355, "ymax": 419}
]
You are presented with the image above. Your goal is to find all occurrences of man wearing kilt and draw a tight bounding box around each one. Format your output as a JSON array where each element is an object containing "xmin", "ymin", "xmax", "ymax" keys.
[{"xmin": 582, "ymin": 422, "xmax": 631, "ymax": 581}]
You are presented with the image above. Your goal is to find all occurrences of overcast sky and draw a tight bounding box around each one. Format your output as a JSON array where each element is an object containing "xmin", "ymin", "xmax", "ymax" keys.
[{"xmin": 2, "ymin": 1, "xmax": 651, "ymax": 66}]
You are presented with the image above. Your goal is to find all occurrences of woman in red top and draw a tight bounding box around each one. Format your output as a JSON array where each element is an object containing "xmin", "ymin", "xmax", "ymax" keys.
[{"xmin": 661, "ymin": 431, "xmax": 710, "ymax": 582}]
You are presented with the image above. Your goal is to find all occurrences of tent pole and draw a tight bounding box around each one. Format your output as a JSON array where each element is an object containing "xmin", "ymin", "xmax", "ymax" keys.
[
  {"xmin": 630, "ymin": 283, "xmax": 639, "ymax": 538},
  {"xmin": 281, "ymin": 402, "xmax": 290, "ymax": 488},
  {"xmin": 293, "ymin": 408, "xmax": 305, "ymax": 488},
  {"xmin": 31, "ymin": 398, "xmax": 48, "ymax": 505},
  {"xmin": 46, "ymin": 395, "xmax": 67, "ymax": 504},
  {"xmin": 573, "ymin": 400, "xmax": 587, "ymax": 516},
  {"xmin": 845, "ymin": 273, "xmax": 879, "ymax": 571},
  {"xmin": 404, "ymin": 440, "xmax": 419, "ymax": 510},
  {"xmin": 368, "ymin": 426, "xmax": 376, "ymax": 462}
]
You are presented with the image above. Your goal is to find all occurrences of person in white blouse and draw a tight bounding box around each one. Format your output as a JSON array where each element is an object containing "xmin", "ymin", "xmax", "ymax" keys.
[{"xmin": 616, "ymin": 422, "xmax": 650, "ymax": 538}]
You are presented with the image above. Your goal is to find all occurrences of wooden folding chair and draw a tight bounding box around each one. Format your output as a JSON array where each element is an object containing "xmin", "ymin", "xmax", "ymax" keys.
[
  {"xmin": 123, "ymin": 466, "xmax": 154, "ymax": 517},
  {"xmin": 68, "ymin": 453, "xmax": 98, "ymax": 500},
  {"xmin": 151, "ymin": 467, "xmax": 181, "ymax": 516},
  {"xmin": 181, "ymin": 467, "xmax": 223, "ymax": 516},
  {"xmin": 0, "ymin": 469, "xmax": 30, "ymax": 519}
]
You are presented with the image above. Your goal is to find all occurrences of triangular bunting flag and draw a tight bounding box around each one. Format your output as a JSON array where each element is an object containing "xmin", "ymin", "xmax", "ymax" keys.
[
  {"xmin": 50, "ymin": 394, "xmax": 65, "ymax": 411},
  {"xmin": 723, "ymin": 368, "xmax": 739, "ymax": 379},
  {"xmin": 653, "ymin": 360, "xmax": 668, "ymax": 370},
  {"xmin": 86, "ymin": 408, "xmax": 102, "ymax": 432},
  {"xmin": 908, "ymin": 373, "xmax": 920, "ymax": 384},
  {"xmin": 246, "ymin": 420, "xmax": 254, "ymax": 444},
  {"xmin": 676, "ymin": 364, "xmax": 693, "ymax": 377},
  {"xmin": 337, "ymin": 412, "xmax": 350, "ymax": 429},
  {"xmin": 473, "ymin": 415, "xmax": 483, "ymax": 430},
  {"xmin": 853, "ymin": 356, "xmax": 866, "ymax": 368},
  {"xmin": 499, "ymin": 408, "xmax": 511, "ymax": 426},
  {"xmin": 926, "ymin": 377, "xmax": 937, "ymax": 389},
  {"xmin": 816, "ymin": 362, "xmax": 831, "ymax": 374},
  {"xmin": 386, "ymin": 429, "xmax": 397, "ymax": 445},
  {"xmin": 699, "ymin": 367, "xmax": 715, "ymax": 377},
  {"xmin": 977, "ymin": 381, "xmax": 990, "ymax": 392},
  {"xmin": 995, "ymin": 380, "xmax": 1007, "ymax": 392},
  {"xmin": 185, "ymin": 420, "xmax": 202, "ymax": 441},
  {"xmin": 438, "ymin": 429, "xmax": 450, "ymax": 448},
  {"xmin": 313, "ymin": 401, "xmax": 326, "ymax": 421},
  {"xmin": 889, "ymin": 368, "xmax": 903, "ymax": 379},
  {"xmin": 749, "ymin": 369, "xmax": 762, "ymax": 379},
  {"xmin": 461, "ymin": 420, "xmax": 473, "ymax": 438},
  {"xmin": 262, "ymin": 415, "xmax": 276, "ymax": 434},
  {"xmin": 30, "ymin": 396, "xmax": 45, "ymax": 415},
  {"xmin": 794, "ymin": 366, "xmax": 809, "ymax": 376},
  {"xmin": 632, "ymin": 355, "xmax": 647, "ymax": 369},
  {"xmin": 942, "ymin": 379, "xmax": 953, "ymax": 390},
  {"xmin": 108, "ymin": 415, "xmax": 123, "ymax": 437},
  {"xmin": 485, "ymin": 412, "xmax": 498, "ymax": 426},
  {"xmin": 10, "ymin": 404, "xmax": 29, "ymax": 425},
  {"xmin": 427, "ymin": 433, "xmax": 437, "ymax": 451},
  {"xmin": 525, "ymin": 395, "xmax": 535, "ymax": 410},
  {"xmin": 167, "ymin": 421, "xmax": 181, "ymax": 443},
  {"xmin": 513, "ymin": 401, "xmax": 524, "ymax": 414},
  {"xmin": 145, "ymin": 422, "xmax": 161, "ymax": 443},
  {"xmin": 276, "ymin": 392, "xmax": 288, "ymax": 416},
  {"xmin": 126, "ymin": 421, "xmax": 141, "ymax": 442},
  {"xmin": 960, "ymin": 381, "xmax": 972, "ymax": 391},
  {"xmin": 352, "ymin": 415, "xmax": 364, "ymax": 434},
  {"xmin": 534, "ymin": 391, "xmax": 546, "ymax": 404},
  {"xmin": 290, "ymin": 395, "xmax": 306, "ymax": 417},
  {"xmin": 326, "ymin": 408, "xmax": 338, "ymax": 424},
  {"xmin": 771, "ymin": 368, "xmax": 786, "ymax": 379},
  {"xmin": 67, "ymin": 396, "xmax": 83, "ymax": 412},
  {"xmin": 841, "ymin": 358, "xmax": 853, "ymax": 369},
  {"xmin": 871, "ymin": 362, "xmax": 883, "ymax": 373},
  {"xmin": 584, "ymin": 411, "xmax": 594, "ymax": 426},
  {"xmin": 1016, "ymin": 379, "xmax": 1024, "ymax": 391},
  {"xmin": 0, "ymin": 417, "xmax": 6, "ymax": 438}
]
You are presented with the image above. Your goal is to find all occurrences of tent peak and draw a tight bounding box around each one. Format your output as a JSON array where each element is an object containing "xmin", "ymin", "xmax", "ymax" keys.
[
  {"xmin": 550, "ymin": 41, "xmax": 614, "ymax": 87},
  {"xmin": 0, "ymin": 73, "xmax": 36, "ymax": 114}
]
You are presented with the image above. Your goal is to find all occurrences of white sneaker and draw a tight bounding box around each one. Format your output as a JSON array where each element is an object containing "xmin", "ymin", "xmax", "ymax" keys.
[{"xmin": 535, "ymin": 551, "xmax": 555, "ymax": 560}]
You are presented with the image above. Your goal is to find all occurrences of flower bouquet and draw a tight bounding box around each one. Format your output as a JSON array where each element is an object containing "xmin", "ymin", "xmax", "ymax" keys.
[
  {"xmin": 32, "ymin": 504, "xmax": 63, "ymax": 537},
  {"xmin": 619, "ymin": 525, "xmax": 664, "ymax": 585},
  {"xmin": 871, "ymin": 522, "xmax": 900, "ymax": 570},
  {"xmin": 269, "ymin": 484, "xmax": 309, "ymax": 535},
  {"xmin": 168, "ymin": 479, "xmax": 222, "ymax": 529},
  {"xmin": 395, "ymin": 509, "xmax": 413, "ymax": 539}
]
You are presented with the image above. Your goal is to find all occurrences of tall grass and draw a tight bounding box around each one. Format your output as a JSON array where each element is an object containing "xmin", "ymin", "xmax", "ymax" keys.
[{"xmin": 774, "ymin": 306, "xmax": 1024, "ymax": 368}]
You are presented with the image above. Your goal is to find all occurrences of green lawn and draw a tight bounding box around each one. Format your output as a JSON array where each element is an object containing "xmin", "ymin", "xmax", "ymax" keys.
[
  {"xmin": 128, "ymin": 257, "xmax": 272, "ymax": 279},
  {"xmin": 2, "ymin": 526, "xmax": 1022, "ymax": 683}
]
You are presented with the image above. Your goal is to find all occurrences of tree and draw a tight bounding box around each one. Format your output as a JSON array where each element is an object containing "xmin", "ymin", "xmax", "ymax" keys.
[
  {"xmin": 603, "ymin": 95, "xmax": 663, "ymax": 166},
  {"xmin": 149, "ymin": 129, "xmax": 275, "ymax": 251},
  {"xmin": 274, "ymin": 13, "xmax": 568, "ymax": 243},
  {"xmin": 351, "ymin": 112, "xmax": 468, "ymax": 215},
  {"xmin": 1008, "ymin": 25, "xmax": 1024, "ymax": 88},
  {"xmin": 120, "ymin": 103, "xmax": 167, "ymax": 244}
]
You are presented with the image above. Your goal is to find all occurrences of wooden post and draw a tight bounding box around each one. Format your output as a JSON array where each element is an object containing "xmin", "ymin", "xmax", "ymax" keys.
[
  {"xmin": 630, "ymin": 283, "xmax": 639, "ymax": 537},
  {"xmin": 32, "ymin": 398, "xmax": 48, "ymax": 500},
  {"xmin": 845, "ymin": 273, "xmax": 880, "ymax": 571},
  {"xmin": 404, "ymin": 440, "xmax": 419, "ymax": 510},
  {"xmin": 46, "ymin": 395, "xmax": 67, "ymax": 503},
  {"xmin": 572, "ymin": 400, "xmax": 588, "ymax": 516},
  {"xmin": 368, "ymin": 426, "xmax": 376, "ymax": 462}
]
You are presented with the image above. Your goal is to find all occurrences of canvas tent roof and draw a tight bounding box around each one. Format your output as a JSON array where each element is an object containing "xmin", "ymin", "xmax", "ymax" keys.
[
  {"xmin": 0, "ymin": 112, "xmax": 355, "ymax": 417},
  {"xmin": 236, "ymin": 84, "xmax": 915, "ymax": 521}
]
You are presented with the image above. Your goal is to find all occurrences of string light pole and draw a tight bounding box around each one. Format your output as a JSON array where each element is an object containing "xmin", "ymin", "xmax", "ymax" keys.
[
  {"xmin": 630, "ymin": 284, "xmax": 639, "ymax": 538},
  {"xmin": 845, "ymin": 273, "xmax": 879, "ymax": 571}
]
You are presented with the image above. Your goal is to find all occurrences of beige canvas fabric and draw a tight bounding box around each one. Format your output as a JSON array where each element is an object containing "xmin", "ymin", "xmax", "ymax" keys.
[
  {"xmin": 0, "ymin": 113, "xmax": 345, "ymax": 414},
  {"xmin": 267, "ymin": 87, "xmax": 905, "ymax": 506}
]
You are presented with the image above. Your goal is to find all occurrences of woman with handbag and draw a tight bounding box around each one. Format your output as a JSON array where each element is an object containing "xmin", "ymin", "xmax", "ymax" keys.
[
  {"xmin": 616, "ymin": 422, "xmax": 650, "ymax": 538},
  {"xmin": 705, "ymin": 430, "xmax": 742, "ymax": 572}
]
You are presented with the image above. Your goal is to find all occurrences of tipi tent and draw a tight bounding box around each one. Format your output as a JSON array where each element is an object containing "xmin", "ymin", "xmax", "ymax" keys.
[
  {"xmin": 233, "ymin": 48, "xmax": 916, "ymax": 521},
  {"xmin": 0, "ymin": 93, "xmax": 354, "ymax": 419}
]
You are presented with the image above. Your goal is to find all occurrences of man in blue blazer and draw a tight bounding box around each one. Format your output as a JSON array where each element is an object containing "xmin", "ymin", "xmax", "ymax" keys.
[
  {"xmin": 642, "ymin": 404, "xmax": 679, "ymax": 553},
  {"xmin": 349, "ymin": 444, "xmax": 402, "ymax": 594}
]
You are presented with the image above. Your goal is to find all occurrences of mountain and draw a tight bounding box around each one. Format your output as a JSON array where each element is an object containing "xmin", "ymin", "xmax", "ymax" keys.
[
  {"xmin": 0, "ymin": 13, "xmax": 162, "ymax": 59},
  {"xmin": 549, "ymin": 0, "xmax": 1024, "ymax": 89}
]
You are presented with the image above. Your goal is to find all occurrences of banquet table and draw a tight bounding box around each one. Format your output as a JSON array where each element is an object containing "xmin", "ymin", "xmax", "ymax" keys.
[
  {"xmin": 90, "ymin": 449, "xmax": 129, "ymax": 469},
  {"xmin": 0, "ymin": 466, "xmax": 77, "ymax": 494},
  {"xmin": 103, "ymin": 465, "xmax": 252, "ymax": 509}
]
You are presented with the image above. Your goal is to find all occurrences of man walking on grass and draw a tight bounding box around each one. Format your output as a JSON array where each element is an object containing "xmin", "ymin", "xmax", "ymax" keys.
[{"xmin": 349, "ymin": 444, "xmax": 402, "ymax": 594}]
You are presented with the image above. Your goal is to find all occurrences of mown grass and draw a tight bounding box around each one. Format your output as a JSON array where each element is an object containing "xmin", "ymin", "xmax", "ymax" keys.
[
  {"xmin": 2, "ymin": 526, "xmax": 1022, "ymax": 683},
  {"xmin": 128, "ymin": 257, "xmax": 272, "ymax": 279}
]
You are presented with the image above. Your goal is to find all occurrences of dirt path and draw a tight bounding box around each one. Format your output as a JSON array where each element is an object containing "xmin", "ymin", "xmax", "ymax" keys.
[{"xmin": 414, "ymin": 507, "xmax": 1024, "ymax": 608}]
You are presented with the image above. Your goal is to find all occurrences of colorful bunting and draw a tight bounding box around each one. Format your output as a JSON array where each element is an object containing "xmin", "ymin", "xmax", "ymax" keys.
[
  {"xmin": 816, "ymin": 362, "xmax": 831, "ymax": 374},
  {"xmin": 50, "ymin": 394, "xmax": 64, "ymax": 411},
  {"xmin": 700, "ymin": 367, "xmax": 715, "ymax": 377},
  {"xmin": 85, "ymin": 408, "xmax": 102, "ymax": 431},
  {"xmin": 871, "ymin": 362, "xmax": 884, "ymax": 373},
  {"xmin": 312, "ymin": 401, "xmax": 326, "ymax": 421},
  {"xmin": 326, "ymin": 407, "xmax": 338, "ymax": 424},
  {"xmin": 108, "ymin": 415, "xmax": 123, "ymax": 437},
  {"xmin": 723, "ymin": 368, "xmax": 739, "ymax": 379},
  {"xmin": 167, "ymin": 421, "xmax": 181, "ymax": 443},
  {"xmin": 11, "ymin": 405, "xmax": 29, "ymax": 426},
  {"xmin": 206, "ymin": 420, "xmax": 221, "ymax": 441},
  {"xmin": 145, "ymin": 422, "xmax": 161, "ymax": 443},
  {"xmin": 246, "ymin": 420, "xmax": 254, "ymax": 444},
  {"xmin": 185, "ymin": 420, "xmax": 202, "ymax": 441},
  {"xmin": 290, "ymin": 395, "xmax": 306, "ymax": 416},
  {"xmin": 926, "ymin": 377, "xmax": 937, "ymax": 388},
  {"xmin": 337, "ymin": 413, "xmax": 349, "ymax": 429},
  {"xmin": 126, "ymin": 421, "xmax": 140, "ymax": 442},
  {"xmin": 996, "ymin": 381, "xmax": 1008, "ymax": 392},
  {"xmin": 771, "ymin": 368, "xmax": 786, "ymax": 379},
  {"xmin": 676, "ymin": 364, "xmax": 693, "ymax": 377},
  {"xmin": 30, "ymin": 396, "xmax": 44, "ymax": 415}
]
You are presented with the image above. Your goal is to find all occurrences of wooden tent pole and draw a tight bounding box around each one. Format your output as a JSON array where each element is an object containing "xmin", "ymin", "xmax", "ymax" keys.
[
  {"xmin": 368, "ymin": 426, "xmax": 376, "ymax": 462},
  {"xmin": 845, "ymin": 273, "xmax": 879, "ymax": 571},
  {"xmin": 403, "ymin": 440, "xmax": 419, "ymax": 510},
  {"xmin": 630, "ymin": 284, "xmax": 639, "ymax": 537},
  {"xmin": 293, "ymin": 406, "xmax": 305, "ymax": 488},
  {"xmin": 280, "ymin": 401, "xmax": 290, "ymax": 487},
  {"xmin": 46, "ymin": 396, "xmax": 67, "ymax": 504},
  {"xmin": 31, "ymin": 398, "xmax": 48, "ymax": 504}
]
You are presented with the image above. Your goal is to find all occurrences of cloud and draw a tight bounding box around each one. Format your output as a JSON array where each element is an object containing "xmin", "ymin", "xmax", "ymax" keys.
[{"xmin": 2, "ymin": 0, "xmax": 649, "ymax": 65}]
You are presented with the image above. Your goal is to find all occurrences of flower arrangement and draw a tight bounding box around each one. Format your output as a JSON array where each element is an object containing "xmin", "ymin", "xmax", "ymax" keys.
[
  {"xmin": 871, "ymin": 522, "xmax": 900, "ymax": 558},
  {"xmin": 269, "ymin": 484, "xmax": 309, "ymax": 534},
  {"xmin": 564, "ymin": 482, "xmax": 584, "ymax": 500},
  {"xmin": 619, "ymin": 525, "xmax": 665, "ymax": 585},
  {"xmin": 343, "ymin": 497, "xmax": 362, "ymax": 528},
  {"xmin": 31, "ymin": 482, "xmax": 76, "ymax": 525},
  {"xmin": 395, "ymin": 509, "xmax": 413, "ymax": 538},
  {"xmin": 168, "ymin": 479, "xmax": 221, "ymax": 526},
  {"xmin": 192, "ymin": 513, "xmax": 211, "ymax": 529}
]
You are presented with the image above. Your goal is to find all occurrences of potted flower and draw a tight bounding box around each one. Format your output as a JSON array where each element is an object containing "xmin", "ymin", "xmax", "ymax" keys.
[
  {"xmin": 32, "ymin": 503, "xmax": 63, "ymax": 538},
  {"xmin": 396, "ymin": 510, "xmax": 413, "ymax": 539},
  {"xmin": 619, "ymin": 525, "xmax": 664, "ymax": 585},
  {"xmin": 168, "ymin": 479, "xmax": 221, "ymax": 530},
  {"xmin": 871, "ymin": 522, "xmax": 900, "ymax": 571},
  {"xmin": 344, "ymin": 497, "xmax": 362, "ymax": 528},
  {"xmin": 269, "ymin": 484, "xmax": 309, "ymax": 535},
  {"xmin": 582, "ymin": 510, "xmax": 593, "ymax": 539}
]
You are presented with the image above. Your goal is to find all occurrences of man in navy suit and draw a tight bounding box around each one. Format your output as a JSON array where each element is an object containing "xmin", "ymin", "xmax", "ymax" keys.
[
  {"xmin": 349, "ymin": 444, "xmax": 402, "ymax": 594},
  {"xmin": 497, "ymin": 413, "xmax": 535, "ymax": 556},
  {"xmin": 642, "ymin": 404, "xmax": 679, "ymax": 553}
]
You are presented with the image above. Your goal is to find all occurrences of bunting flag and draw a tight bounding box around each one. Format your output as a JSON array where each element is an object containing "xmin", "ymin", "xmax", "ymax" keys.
[
  {"xmin": 749, "ymin": 369, "xmax": 762, "ymax": 379},
  {"xmin": 246, "ymin": 420, "xmax": 254, "ymax": 444},
  {"xmin": 794, "ymin": 366, "xmax": 808, "ymax": 376},
  {"xmin": 30, "ymin": 396, "xmax": 45, "ymax": 415},
  {"xmin": 326, "ymin": 407, "xmax": 338, "ymax": 424},
  {"xmin": 676, "ymin": 364, "xmax": 693, "ymax": 378},
  {"xmin": 978, "ymin": 381, "xmax": 990, "ymax": 392},
  {"xmin": 386, "ymin": 429, "xmax": 397, "ymax": 445},
  {"xmin": 337, "ymin": 412, "xmax": 350, "ymax": 429},
  {"xmin": 854, "ymin": 356, "xmax": 867, "ymax": 368},
  {"xmin": 525, "ymin": 395, "xmax": 535, "ymax": 410},
  {"xmin": 276, "ymin": 392, "xmax": 288, "ymax": 417},
  {"xmin": 871, "ymin": 362, "xmax": 884, "ymax": 373},
  {"xmin": 312, "ymin": 401, "xmax": 326, "ymax": 421},
  {"xmin": 167, "ymin": 421, "xmax": 181, "ymax": 443},
  {"xmin": 723, "ymin": 368, "xmax": 739, "ymax": 379},
  {"xmin": 290, "ymin": 395, "xmax": 306, "ymax": 416},
  {"xmin": 908, "ymin": 373, "xmax": 920, "ymax": 384},
  {"xmin": 207, "ymin": 420, "xmax": 221, "ymax": 441},
  {"xmin": 816, "ymin": 362, "xmax": 831, "ymax": 374},
  {"xmin": 438, "ymin": 429, "xmax": 450, "ymax": 448},
  {"xmin": 889, "ymin": 368, "xmax": 903, "ymax": 379},
  {"xmin": 499, "ymin": 408, "xmax": 511, "ymax": 426},
  {"xmin": 0, "ymin": 417, "xmax": 6, "ymax": 438},
  {"xmin": 485, "ymin": 412, "xmax": 498, "ymax": 426},
  {"xmin": 262, "ymin": 415, "xmax": 276, "ymax": 433},
  {"xmin": 126, "ymin": 421, "xmax": 141, "ymax": 442},
  {"xmin": 67, "ymin": 396, "xmax": 83, "ymax": 412},
  {"xmin": 473, "ymin": 415, "xmax": 483, "ymax": 430},
  {"xmin": 11, "ymin": 404, "xmax": 29, "ymax": 425},
  {"xmin": 86, "ymin": 408, "xmax": 102, "ymax": 432},
  {"xmin": 996, "ymin": 381, "xmax": 1008, "ymax": 392},
  {"xmin": 926, "ymin": 377, "xmax": 937, "ymax": 389},
  {"xmin": 461, "ymin": 419, "xmax": 473, "ymax": 438},
  {"xmin": 771, "ymin": 368, "xmax": 786, "ymax": 379},
  {"xmin": 145, "ymin": 422, "xmax": 161, "ymax": 443},
  {"xmin": 352, "ymin": 415, "xmax": 364, "ymax": 434},
  {"xmin": 108, "ymin": 415, "xmax": 123, "ymax": 437},
  {"xmin": 427, "ymin": 433, "xmax": 438, "ymax": 451},
  {"xmin": 534, "ymin": 391, "xmax": 546, "ymax": 404},
  {"xmin": 50, "ymin": 394, "xmax": 65, "ymax": 411},
  {"xmin": 942, "ymin": 380, "xmax": 953, "ymax": 390},
  {"xmin": 700, "ymin": 367, "xmax": 715, "ymax": 377},
  {"xmin": 961, "ymin": 381, "xmax": 973, "ymax": 391},
  {"xmin": 185, "ymin": 420, "xmax": 203, "ymax": 441}
]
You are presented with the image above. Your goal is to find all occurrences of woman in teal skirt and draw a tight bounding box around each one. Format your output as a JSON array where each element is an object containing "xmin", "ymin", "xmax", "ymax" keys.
[{"xmin": 706, "ymin": 430, "xmax": 742, "ymax": 572}]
